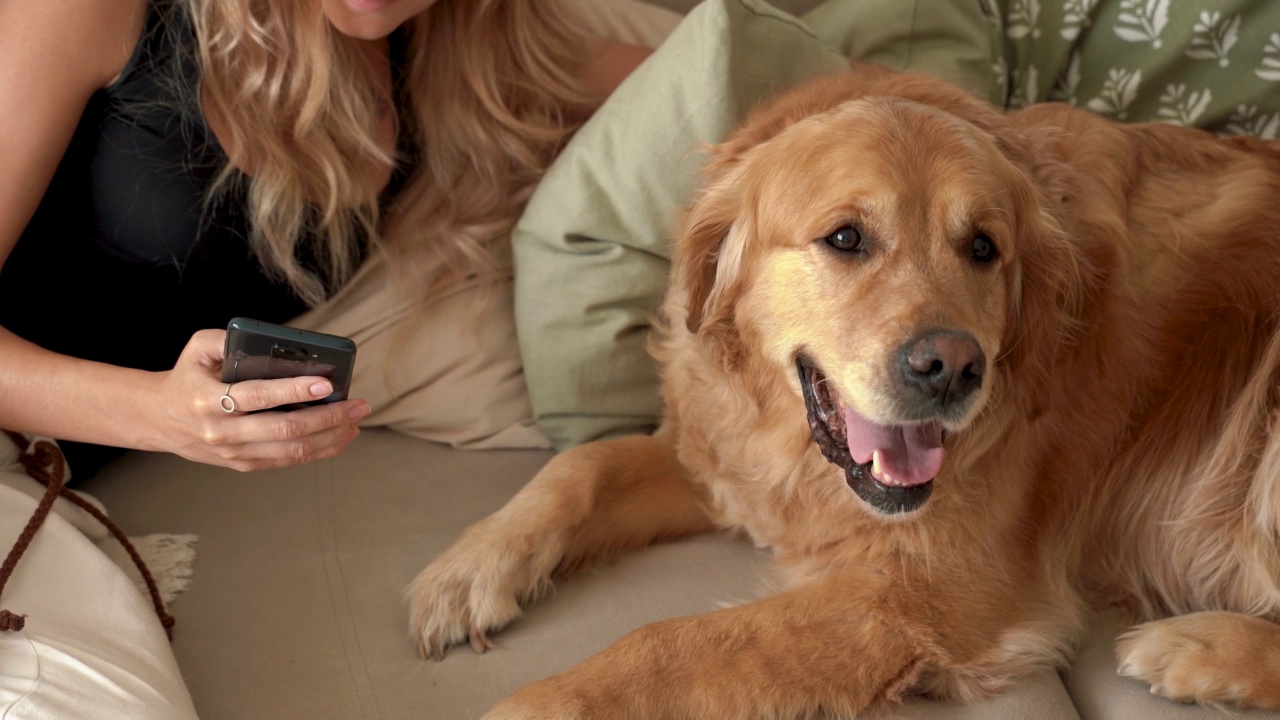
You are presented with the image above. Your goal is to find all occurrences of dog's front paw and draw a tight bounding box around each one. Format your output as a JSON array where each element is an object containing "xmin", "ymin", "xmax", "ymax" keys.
[
  {"xmin": 1115, "ymin": 611, "xmax": 1277, "ymax": 707},
  {"xmin": 405, "ymin": 515, "xmax": 564, "ymax": 661}
]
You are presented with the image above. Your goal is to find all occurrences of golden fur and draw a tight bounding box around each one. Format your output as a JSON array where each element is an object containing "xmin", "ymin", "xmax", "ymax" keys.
[{"xmin": 407, "ymin": 70, "xmax": 1280, "ymax": 718}]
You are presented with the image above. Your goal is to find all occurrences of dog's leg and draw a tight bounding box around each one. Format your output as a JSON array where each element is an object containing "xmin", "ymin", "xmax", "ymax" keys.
[
  {"xmin": 1116, "ymin": 611, "xmax": 1280, "ymax": 708},
  {"xmin": 406, "ymin": 431, "xmax": 715, "ymax": 659},
  {"xmin": 482, "ymin": 575, "xmax": 972, "ymax": 720}
]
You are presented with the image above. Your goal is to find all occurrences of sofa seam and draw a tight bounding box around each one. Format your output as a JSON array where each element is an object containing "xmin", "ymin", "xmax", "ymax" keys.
[{"xmin": 316, "ymin": 462, "xmax": 384, "ymax": 719}]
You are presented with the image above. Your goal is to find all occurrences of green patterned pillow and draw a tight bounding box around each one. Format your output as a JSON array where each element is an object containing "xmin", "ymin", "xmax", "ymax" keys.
[{"xmin": 996, "ymin": 0, "xmax": 1280, "ymax": 135}]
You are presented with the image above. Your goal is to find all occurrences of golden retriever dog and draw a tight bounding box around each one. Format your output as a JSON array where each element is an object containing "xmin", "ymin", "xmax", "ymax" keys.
[{"xmin": 407, "ymin": 68, "xmax": 1280, "ymax": 718}]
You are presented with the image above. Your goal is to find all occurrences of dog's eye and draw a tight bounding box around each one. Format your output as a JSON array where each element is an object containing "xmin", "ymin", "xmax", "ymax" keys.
[
  {"xmin": 824, "ymin": 226, "xmax": 864, "ymax": 253},
  {"xmin": 971, "ymin": 234, "xmax": 998, "ymax": 263}
]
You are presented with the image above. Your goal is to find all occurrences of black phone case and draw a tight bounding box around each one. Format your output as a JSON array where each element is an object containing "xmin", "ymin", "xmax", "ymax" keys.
[{"xmin": 221, "ymin": 317, "xmax": 357, "ymax": 408}]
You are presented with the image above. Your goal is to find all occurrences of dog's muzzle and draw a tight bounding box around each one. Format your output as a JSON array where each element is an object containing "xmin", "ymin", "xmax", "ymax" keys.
[{"xmin": 797, "ymin": 357, "xmax": 943, "ymax": 515}]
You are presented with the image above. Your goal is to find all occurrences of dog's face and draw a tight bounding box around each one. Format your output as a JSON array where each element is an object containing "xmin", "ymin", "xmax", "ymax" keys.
[{"xmin": 675, "ymin": 82, "xmax": 1071, "ymax": 517}]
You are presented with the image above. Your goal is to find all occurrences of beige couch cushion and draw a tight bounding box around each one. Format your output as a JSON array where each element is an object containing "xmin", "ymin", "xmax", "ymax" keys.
[
  {"xmin": 79, "ymin": 429, "xmax": 1280, "ymax": 719},
  {"xmin": 80, "ymin": 430, "xmax": 1057, "ymax": 718}
]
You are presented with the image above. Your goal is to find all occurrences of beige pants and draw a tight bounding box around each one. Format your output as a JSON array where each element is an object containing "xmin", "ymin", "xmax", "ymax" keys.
[{"xmin": 293, "ymin": 0, "xmax": 682, "ymax": 450}]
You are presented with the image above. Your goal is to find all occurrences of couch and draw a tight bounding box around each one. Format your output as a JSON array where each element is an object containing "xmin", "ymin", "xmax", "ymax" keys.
[
  {"xmin": 81, "ymin": 427, "xmax": 1280, "ymax": 719},
  {"xmin": 37, "ymin": 0, "xmax": 1280, "ymax": 718}
]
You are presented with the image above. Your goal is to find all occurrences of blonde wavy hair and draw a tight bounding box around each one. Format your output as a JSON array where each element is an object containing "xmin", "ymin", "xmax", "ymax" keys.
[{"xmin": 186, "ymin": 0, "xmax": 595, "ymax": 306}]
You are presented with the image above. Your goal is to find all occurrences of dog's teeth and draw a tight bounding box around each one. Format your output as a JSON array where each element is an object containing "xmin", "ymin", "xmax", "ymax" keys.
[{"xmin": 872, "ymin": 450, "xmax": 886, "ymax": 482}]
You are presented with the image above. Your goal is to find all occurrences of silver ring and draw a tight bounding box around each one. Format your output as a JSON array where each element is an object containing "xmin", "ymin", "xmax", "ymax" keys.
[{"xmin": 219, "ymin": 383, "xmax": 238, "ymax": 413}]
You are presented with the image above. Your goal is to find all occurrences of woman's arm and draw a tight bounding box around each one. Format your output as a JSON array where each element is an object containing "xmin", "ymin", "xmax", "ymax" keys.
[{"xmin": 0, "ymin": 0, "xmax": 367, "ymax": 471}]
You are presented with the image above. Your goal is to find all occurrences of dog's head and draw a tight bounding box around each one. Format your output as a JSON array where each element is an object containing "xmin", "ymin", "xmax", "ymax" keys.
[{"xmin": 671, "ymin": 72, "xmax": 1085, "ymax": 516}]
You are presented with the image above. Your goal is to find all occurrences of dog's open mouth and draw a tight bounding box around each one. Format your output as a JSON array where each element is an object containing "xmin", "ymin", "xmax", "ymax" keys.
[{"xmin": 797, "ymin": 357, "xmax": 944, "ymax": 514}]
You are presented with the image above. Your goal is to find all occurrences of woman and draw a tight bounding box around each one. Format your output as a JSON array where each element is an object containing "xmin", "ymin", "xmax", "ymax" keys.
[{"xmin": 0, "ymin": 0, "xmax": 653, "ymax": 478}]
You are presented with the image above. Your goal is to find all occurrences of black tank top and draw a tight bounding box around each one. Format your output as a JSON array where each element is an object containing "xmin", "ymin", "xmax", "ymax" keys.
[{"xmin": 1, "ymin": 0, "xmax": 412, "ymax": 476}]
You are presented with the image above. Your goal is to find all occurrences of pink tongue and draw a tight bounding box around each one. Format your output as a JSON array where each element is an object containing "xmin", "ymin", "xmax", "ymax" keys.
[{"xmin": 842, "ymin": 408, "xmax": 945, "ymax": 487}]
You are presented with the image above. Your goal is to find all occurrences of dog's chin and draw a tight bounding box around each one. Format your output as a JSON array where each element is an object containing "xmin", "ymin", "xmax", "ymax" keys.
[{"xmin": 796, "ymin": 356, "xmax": 949, "ymax": 515}]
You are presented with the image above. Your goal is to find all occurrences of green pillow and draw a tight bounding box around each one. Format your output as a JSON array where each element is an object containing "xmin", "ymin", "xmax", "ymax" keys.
[
  {"xmin": 993, "ymin": 0, "xmax": 1280, "ymax": 133},
  {"xmin": 512, "ymin": 0, "xmax": 849, "ymax": 451},
  {"xmin": 801, "ymin": 0, "xmax": 1006, "ymax": 105}
]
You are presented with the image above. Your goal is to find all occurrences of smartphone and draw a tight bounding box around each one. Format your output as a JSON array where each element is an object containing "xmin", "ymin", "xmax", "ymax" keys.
[{"xmin": 221, "ymin": 317, "xmax": 357, "ymax": 410}]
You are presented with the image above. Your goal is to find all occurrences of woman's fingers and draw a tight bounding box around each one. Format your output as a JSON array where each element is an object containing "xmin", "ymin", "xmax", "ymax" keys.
[
  {"xmin": 162, "ymin": 329, "xmax": 369, "ymax": 470},
  {"xmin": 182, "ymin": 328, "xmax": 229, "ymax": 369},
  {"xmin": 219, "ymin": 375, "xmax": 338, "ymax": 414},
  {"xmin": 217, "ymin": 419, "xmax": 364, "ymax": 472},
  {"xmin": 220, "ymin": 397, "xmax": 368, "ymax": 441}
]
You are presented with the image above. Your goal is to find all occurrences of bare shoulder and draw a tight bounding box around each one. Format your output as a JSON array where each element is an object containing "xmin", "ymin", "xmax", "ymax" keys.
[
  {"xmin": 0, "ymin": 0, "xmax": 148, "ymax": 267},
  {"xmin": 0, "ymin": 0, "xmax": 148, "ymax": 92}
]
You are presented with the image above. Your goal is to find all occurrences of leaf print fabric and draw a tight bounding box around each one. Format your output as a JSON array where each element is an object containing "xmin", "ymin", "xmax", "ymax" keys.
[
  {"xmin": 1260, "ymin": 33, "xmax": 1280, "ymax": 81},
  {"xmin": 1223, "ymin": 105, "xmax": 1280, "ymax": 138},
  {"xmin": 1113, "ymin": 0, "xmax": 1169, "ymax": 48},
  {"xmin": 1007, "ymin": 0, "xmax": 1043, "ymax": 39},
  {"xmin": 1048, "ymin": 51, "xmax": 1084, "ymax": 101},
  {"xmin": 1185, "ymin": 12, "xmax": 1240, "ymax": 68},
  {"xmin": 1156, "ymin": 83, "xmax": 1213, "ymax": 125},
  {"xmin": 993, "ymin": 0, "xmax": 1280, "ymax": 135},
  {"xmin": 1061, "ymin": 0, "xmax": 1101, "ymax": 41},
  {"xmin": 1085, "ymin": 67, "xmax": 1142, "ymax": 119}
]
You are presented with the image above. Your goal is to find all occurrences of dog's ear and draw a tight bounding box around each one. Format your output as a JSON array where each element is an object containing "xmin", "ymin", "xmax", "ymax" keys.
[
  {"xmin": 672, "ymin": 73, "xmax": 881, "ymax": 369},
  {"xmin": 996, "ymin": 130, "xmax": 1098, "ymax": 420},
  {"xmin": 671, "ymin": 150, "xmax": 755, "ymax": 370}
]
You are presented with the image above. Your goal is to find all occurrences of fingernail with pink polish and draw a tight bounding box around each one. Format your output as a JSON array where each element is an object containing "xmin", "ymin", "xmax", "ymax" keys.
[
  {"xmin": 348, "ymin": 403, "xmax": 370, "ymax": 420},
  {"xmin": 311, "ymin": 381, "xmax": 333, "ymax": 397}
]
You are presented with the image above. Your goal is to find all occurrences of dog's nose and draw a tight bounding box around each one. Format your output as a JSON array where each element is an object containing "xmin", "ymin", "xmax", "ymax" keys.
[{"xmin": 899, "ymin": 331, "xmax": 985, "ymax": 408}]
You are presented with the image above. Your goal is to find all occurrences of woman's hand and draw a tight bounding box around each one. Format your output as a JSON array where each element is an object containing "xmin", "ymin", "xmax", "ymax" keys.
[{"xmin": 153, "ymin": 329, "xmax": 370, "ymax": 471}]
